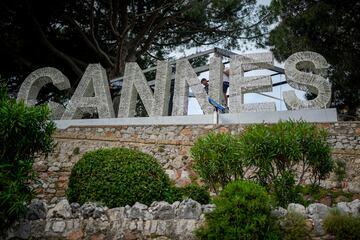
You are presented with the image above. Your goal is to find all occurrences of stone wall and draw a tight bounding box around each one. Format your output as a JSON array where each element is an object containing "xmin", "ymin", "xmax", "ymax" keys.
[
  {"xmin": 33, "ymin": 122, "xmax": 360, "ymax": 203},
  {"xmin": 6, "ymin": 199, "xmax": 360, "ymax": 239},
  {"xmin": 6, "ymin": 199, "xmax": 210, "ymax": 240}
]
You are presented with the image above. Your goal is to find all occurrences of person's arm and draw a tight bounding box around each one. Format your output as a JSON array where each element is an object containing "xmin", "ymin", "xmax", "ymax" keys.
[{"xmin": 223, "ymin": 68, "xmax": 230, "ymax": 76}]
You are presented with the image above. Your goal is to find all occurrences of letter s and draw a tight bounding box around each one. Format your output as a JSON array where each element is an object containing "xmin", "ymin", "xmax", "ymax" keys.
[{"xmin": 283, "ymin": 51, "xmax": 331, "ymax": 110}]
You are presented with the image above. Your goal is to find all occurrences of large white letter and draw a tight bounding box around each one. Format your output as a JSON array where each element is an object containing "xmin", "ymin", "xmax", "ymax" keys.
[
  {"xmin": 229, "ymin": 53, "xmax": 276, "ymax": 113},
  {"xmin": 283, "ymin": 51, "xmax": 331, "ymax": 109},
  {"xmin": 61, "ymin": 64, "xmax": 114, "ymax": 119},
  {"xmin": 117, "ymin": 61, "xmax": 171, "ymax": 117},
  {"xmin": 172, "ymin": 59, "xmax": 212, "ymax": 116},
  {"xmin": 17, "ymin": 67, "xmax": 71, "ymax": 119},
  {"xmin": 209, "ymin": 57, "xmax": 225, "ymax": 105}
]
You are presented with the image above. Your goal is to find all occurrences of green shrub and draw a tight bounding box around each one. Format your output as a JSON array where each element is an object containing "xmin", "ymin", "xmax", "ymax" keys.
[
  {"xmin": 279, "ymin": 211, "xmax": 311, "ymax": 240},
  {"xmin": 239, "ymin": 121, "xmax": 334, "ymax": 185},
  {"xmin": 178, "ymin": 184, "xmax": 211, "ymax": 204},
  {"xmin": 297, "ymin": 185, "xmax": 353, "ymax": 206},
  {"xmin": 334, "ymin": 160, "xmax": 346, "ymax": 183},
  {"xmin": 196, "ymin": 180, "xmax": 279, "ymax": 239},
  {"xmin": 72, "ymin": 147, "xmax": 80, "ymax": 155},
  {"xmin": 323, "ymin": 210, "xmax": 360, "ymax": 239},
  {"xmin": 67, "ymin": 148, "xmax": 177, "ymax": 207},
  {"xmin": 0, "ymin": 84, "xmax": 55, "ymax": 232},
  {"xmin": 190, "ymin": 132, "xmax": 244, "ymax": 194},
  {"xmin": 271, "ymin": 171, "xmax": 303, "ymax": 208}
]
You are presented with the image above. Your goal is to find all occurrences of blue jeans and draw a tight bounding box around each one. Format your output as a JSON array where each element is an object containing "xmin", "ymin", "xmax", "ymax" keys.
[{"xmin": 223, "ymin": 82, "xmax": 229, "ymax": 94}]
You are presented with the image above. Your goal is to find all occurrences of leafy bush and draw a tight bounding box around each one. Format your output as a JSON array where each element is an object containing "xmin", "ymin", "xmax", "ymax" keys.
[
  {"xmin": 298, "ymin": 185, "xmax": 353, "ymax": 206},
  {"xmin": 178, "ymin": 184, "xmax": 211, "ymax": 204},
  {"xmin": 0, "ymin": 85, "xmax": 55, "ymax": 232},
  {"xmin": 239, "ymin": 121, "xmax": 334, "ymax": 185},
  {"xmin": 334, "ymin": 159, "xmax": 346, "ymax": 183},
  {"xmin": 279, "ymin": 211, "xmax": 311, "ymax": 240},
  {"xmin": 190, "ymin": 132, "xmax": 244, "ymax": 194},
  {"xmin": 196, "ymin": 180, "xmax": 279, "ymax": 239},
  {"xmin": 323, "ymin": 210, "xmax": 360, "ymax": 239},
  {"xmin": 67, "ymin": 148, "xmax": 177, "ymax": 207},
  {"xmin": 271, "ymin": 171, "xmax": 303, "ymax": 208}
]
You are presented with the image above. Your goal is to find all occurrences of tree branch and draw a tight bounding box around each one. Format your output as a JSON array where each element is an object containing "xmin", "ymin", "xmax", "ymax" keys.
[
  {"xmin": 62, "ymin": 15, "xmax": 114, "ymax": 68},
  {"xmin": 109, "ymin": 0, "xmax": 120, "ymax": 37},
  {"xmin": 25, "ymin": 1, "xmax": 82, "ymax": 77},
  {"xmin": 89, "ymin": 0, "xmax": 114, "ymax": 68}
]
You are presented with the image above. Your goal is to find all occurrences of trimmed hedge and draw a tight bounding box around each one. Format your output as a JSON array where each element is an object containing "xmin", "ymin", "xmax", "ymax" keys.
[{"xmin": 67, "ymin": 148, "xmax": 175, "ymax": 207}]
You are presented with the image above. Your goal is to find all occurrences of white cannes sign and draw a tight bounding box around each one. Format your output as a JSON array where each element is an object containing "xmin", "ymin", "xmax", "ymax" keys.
[{"xmin": 17, "ymin": 51, "xmax": 331, "ymax": 120}]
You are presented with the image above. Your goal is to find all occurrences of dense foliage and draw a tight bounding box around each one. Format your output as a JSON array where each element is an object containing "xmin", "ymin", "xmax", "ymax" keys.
[
  {"xmin": 67, "ymin": 148, "xmax": 177, "ymax": 207},
  {"xmin": 191, "ymin": 132, "xmax": 244, "ymax": 194},
  {"xmin": 323, "ymin": 210, "xmax": 360, "ymax": 240},
  {"xmin": 239, "ymin": 121, "xmax": 333, "ymax": 186},
  {"xmin": 191, "ymin": 121, "xmax": 333, "ymax": 207},
  {"xmin": 268, "ymin": 0, "xmax": 360, "ymax": 119},
  {"xmin": 0, "ymin": 0, "xmax": 274, "ymax": 100},
  {"xmin": 271, "ymin": 171, "xmax": 302, "ymax": 208},
  {"xmin": 178, "ymin": 184, "xmax": 211, "ymax": 205},
  {"xmin": 278, "ymin": 211, "xmax": 311, "ymax": 240},
  {"xmin": 0, "ymin": 85, "xmax": 55, "ymax": 232},
  {"xmin": 334, "ymin": 160, "xmax": 346, "ymax": 183},
  {"xmin": 196, "ymin": 180, "xmax": 279, "ymax": 239}
]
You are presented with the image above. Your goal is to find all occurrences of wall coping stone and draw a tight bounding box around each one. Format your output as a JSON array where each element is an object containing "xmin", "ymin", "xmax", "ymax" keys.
[{"xmin": 54, "ymin": 108, "xmax": 337, "ymax": 129}]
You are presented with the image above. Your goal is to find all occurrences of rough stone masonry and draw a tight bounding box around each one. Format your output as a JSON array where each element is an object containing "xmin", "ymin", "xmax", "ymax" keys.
[
  {"xmin": 6, "ymin": 198, "xmax": 360, "ymax": 239},
  {"xmin": 32, "ymin": 122, "xmax": 360, "ymax": 204}
]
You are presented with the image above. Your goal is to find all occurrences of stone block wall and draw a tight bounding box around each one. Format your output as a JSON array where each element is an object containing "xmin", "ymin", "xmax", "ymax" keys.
[
  {"xmin": 7, "ymin": 199, "xmax": 210, "ymax": 240},
  {"xmin": 6, "ymin": 198, "xmax": 360, "ymax": 239},
  {"xmin": 33, "ymin": 122, "xmax": 360, "ymax": 203}
]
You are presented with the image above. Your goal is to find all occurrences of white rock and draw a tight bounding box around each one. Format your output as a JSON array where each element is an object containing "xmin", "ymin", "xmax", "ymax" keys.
[
  {"xmin": 306, "ymin": 203, "xmax": 330, "ymax": 220},
  {"xmin": 271, "ymin": 207, "xmax": 288, "ymax": 218},
  {"xmin": 106, "ymin": 207, "xmax": 126, "ymax": 221},
  {"xmin": 175, "ymin": 199, "xmax": 202, "ymax": 219},
  {"xmin": 349, "ymin": 199, "xmax": 360, "ymax": 216},
  {"xmin": 287, "ymin": 203, "xmax": 306, "ymax": 216},
  {"xmin": 47, "ymin": 199, "xmax": 72, "ymax": 219},
  {"xmin": 149, "ymin": 201, "xmax": 174, "ymax": 220},
  {"xmin": 52, "ymin": 221, "xmax": 66, "ymax": 233},
  {"xmin": 336, "ymin": 202, "xmax": 351, "ymax": 214}
]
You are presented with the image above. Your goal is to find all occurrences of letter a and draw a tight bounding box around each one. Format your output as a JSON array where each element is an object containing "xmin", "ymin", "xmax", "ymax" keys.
[{"xmin": 61, "ymin": 64, "xmax": 115, "ymax": 119}]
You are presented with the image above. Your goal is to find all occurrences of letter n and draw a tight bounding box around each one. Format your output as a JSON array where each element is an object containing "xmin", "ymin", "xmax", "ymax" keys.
[
  {"xmin": 117, "ymin": 61, "xmax": 171, "ymax": 117},
  {"xmin": 172, "ymin": 59, "xmax": 212, "ymax": 116}
]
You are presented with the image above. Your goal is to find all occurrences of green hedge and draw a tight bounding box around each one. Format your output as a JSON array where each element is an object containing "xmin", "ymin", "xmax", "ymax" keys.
[{"xmin": 67, "ymin": 148, "xmax": 175, "ymax": 207}]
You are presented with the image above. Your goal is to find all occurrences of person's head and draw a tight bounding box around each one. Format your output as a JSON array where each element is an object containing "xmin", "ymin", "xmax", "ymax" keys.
[{"xmin": 201, "ymin": 78, "xmax": 208, "ymax": 86}]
